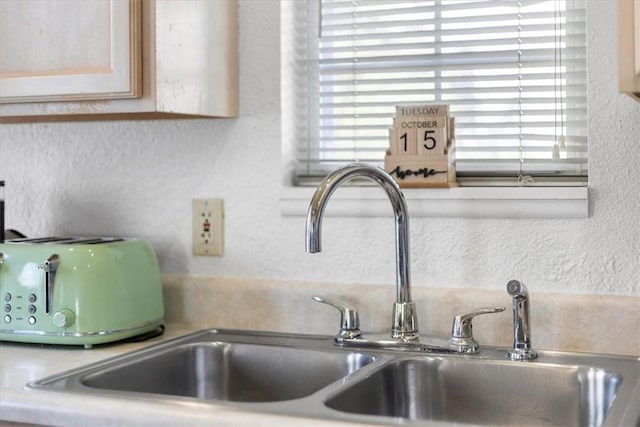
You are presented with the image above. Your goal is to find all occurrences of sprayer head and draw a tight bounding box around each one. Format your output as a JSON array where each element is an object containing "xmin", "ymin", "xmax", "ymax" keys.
[{"xmin": 506, "ymin": 280, "xmax": 528, "ymax": 297}]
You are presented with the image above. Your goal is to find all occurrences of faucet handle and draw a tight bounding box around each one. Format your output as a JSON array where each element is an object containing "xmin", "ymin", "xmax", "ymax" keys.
[
  {"xmin": 312, "ymin": 296, "xmax": 361, "ymax": 339},
  {"xmin": 449, "ymin": 307, "xmax": 505, "ymax": 353}
]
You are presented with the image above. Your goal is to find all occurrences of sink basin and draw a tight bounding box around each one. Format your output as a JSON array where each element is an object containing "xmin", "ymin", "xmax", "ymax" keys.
[
  {"xmin": 32, "ymin": 330, "xmax": 376, "ymax": 403},
  {"xmin": 81, "ymin": 341, "xmax": 375, "ymax": 402},
  {"xmin": 325, "ymin": 358, "xmax": 622, "ymax": 426},
  {"xmin": 28, "ymin": 329, "xmax": 640, "ymax": 426}
]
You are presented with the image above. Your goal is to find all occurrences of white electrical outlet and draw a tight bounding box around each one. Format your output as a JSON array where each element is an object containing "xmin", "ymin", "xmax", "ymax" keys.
[{"xmin": 192, "ymin": 198, "xmax": 224, "ymax": 256}]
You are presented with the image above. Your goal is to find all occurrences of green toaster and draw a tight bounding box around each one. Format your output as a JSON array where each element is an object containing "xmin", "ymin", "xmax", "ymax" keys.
[{"xmin": 0, "ymin": 237, "xmax": 164, "ymax": 348}]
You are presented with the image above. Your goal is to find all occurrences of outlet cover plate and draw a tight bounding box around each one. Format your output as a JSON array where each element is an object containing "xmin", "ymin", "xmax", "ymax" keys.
[{"xmin": 192, "ymin": 198, "xmax": 223, "ymax": 256}]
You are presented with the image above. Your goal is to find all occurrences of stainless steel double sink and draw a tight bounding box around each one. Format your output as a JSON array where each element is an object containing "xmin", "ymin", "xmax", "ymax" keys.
[{"xmin": 28, "ymin": 329, "xmax": 640, "ymax": 426}]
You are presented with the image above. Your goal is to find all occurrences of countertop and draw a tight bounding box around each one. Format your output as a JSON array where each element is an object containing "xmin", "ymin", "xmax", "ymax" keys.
[
  {"xmin": 3, "ymin": 276, "xmax": 638, "ymax": 426},
  {"xmin": 0, "ymin": 323, "xmax": 374, "ymax": 427}
]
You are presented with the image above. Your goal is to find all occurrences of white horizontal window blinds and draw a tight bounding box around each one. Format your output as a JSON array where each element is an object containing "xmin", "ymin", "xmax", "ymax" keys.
[{"xmin": 294, "ymin": 0, "xmax": 587, "ymax": 186}]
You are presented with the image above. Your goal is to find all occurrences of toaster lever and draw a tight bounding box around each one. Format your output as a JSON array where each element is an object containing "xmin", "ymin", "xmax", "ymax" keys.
[
  {"xmin": 38, "ymin": 254, "xmax": 60, "ymax": 315},
  {"xmin": 0, "ymin": 253, "xmax": 4, "ymax": 270}
]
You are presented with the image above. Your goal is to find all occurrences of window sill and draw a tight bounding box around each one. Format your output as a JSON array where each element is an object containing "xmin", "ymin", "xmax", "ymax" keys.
[{"xmin": 280, "ymin": 186, "xmax": 589, "ymax": 218}]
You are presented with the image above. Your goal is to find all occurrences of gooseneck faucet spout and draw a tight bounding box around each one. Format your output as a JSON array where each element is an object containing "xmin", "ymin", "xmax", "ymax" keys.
[{"xmin": 305, "ymin": 163, "xmax": 418, "ymax": 341}]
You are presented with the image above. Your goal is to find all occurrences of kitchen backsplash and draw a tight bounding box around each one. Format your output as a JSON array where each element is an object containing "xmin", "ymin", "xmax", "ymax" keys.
[{"xmin": 162, "ymin": 275, "xmax": 639, "ymax": 357}]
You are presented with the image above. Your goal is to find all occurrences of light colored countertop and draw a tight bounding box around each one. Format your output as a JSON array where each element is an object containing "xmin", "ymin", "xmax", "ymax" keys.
[
  {"xmin": 0, "ymin": 323, "xmax": 372, "ymax": 427},
  {"xmin": 2, "ymin": 276, "xmax": 638, "ymax": 426}
]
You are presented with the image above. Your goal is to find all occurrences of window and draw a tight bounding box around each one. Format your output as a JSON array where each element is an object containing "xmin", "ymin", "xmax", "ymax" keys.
[{"xmin": 287, "ymin": 0, "xmax": 587, "ymax": 187}]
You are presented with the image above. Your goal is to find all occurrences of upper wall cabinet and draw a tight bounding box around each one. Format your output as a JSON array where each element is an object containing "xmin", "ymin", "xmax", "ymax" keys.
[
  {"xmin": 0, "ymin": 0, "xmax": 238, "ymax": 122},
  {"xmin": 618, "ymin": 0, "xmax": 640, "ymax": 102}
]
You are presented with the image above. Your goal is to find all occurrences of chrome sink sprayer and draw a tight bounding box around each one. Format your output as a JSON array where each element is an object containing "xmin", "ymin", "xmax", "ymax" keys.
[
  {"xmin": 506, "ymin": 279, "xmax": 538, "ymax": 360},
  {"xmin": 305, "ymin": 163, "xmax": 419, "ymax": 341}
]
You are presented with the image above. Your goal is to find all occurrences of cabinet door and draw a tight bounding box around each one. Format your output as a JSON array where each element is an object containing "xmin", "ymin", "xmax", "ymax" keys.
[
  {"xmin": 618, "ymin": 0, "xmax": 640, "ymax": 101},
  {"xmin": 0, "ymin": 0, "xmax": 141, "ymax": 103}
]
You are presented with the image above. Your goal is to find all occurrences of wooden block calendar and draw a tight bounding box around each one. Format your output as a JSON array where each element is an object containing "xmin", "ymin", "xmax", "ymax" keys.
[{"xmin": 384, "ymin": 104, "xmax": 457, "ymax": 188}]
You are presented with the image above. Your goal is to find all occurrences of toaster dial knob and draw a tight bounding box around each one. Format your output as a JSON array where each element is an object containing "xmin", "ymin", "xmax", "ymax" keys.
[{"xmin": 53, "ymin": 309, "xmax": 75, "ymax": 328}]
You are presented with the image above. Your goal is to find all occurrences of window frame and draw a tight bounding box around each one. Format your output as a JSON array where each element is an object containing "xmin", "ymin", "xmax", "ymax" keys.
[{"xmin": 279, "ymin": 0, "xmax": 589, "ymax": 219}]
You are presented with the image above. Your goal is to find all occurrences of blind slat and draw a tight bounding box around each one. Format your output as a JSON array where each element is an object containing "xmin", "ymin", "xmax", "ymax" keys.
[
  {"xmin": 318, "ymin": 59, "xmax": 586, "ymax": 74},
  {"xmin": 317, "ymin": 95, "xmax": 586, "ymax": 107},
  {"xmin": 319, "ymin": 37, "xmax": 586, "ymax": 56}
]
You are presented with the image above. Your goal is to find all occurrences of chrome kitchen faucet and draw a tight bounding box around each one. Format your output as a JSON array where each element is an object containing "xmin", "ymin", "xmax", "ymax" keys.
[
  {"xmin": 306, "ymin": 163, "xmax": 505, "ymax": 353},
  {"xmin": 305, "ymin": 162, "xmax": 418, "ymax": 341}
]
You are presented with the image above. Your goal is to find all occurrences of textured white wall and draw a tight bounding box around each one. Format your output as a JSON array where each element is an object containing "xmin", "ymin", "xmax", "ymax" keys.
[{"xmin": 1, "ymin": 1, "xmax": 638, "ymax": 296}]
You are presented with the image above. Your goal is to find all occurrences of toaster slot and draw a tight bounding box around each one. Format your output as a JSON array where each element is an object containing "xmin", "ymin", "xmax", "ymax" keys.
[
  {"xmin": 86, "ymin": 238, "xmax": 124, "ymax": 244},
  {"xmin": 5, "ymin": 236, "xmax": 126, "ymax": 245},
  {"xmin": 10, "ymin": 237, "xmax": 75, "ymax": 244},
  {"xmin": 38, "ymin": 254, "xmax": 60, "ymax": 315},
  {"xmin": 59, "ymin": 237, "xmax": 124, "ymax": 245}
]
